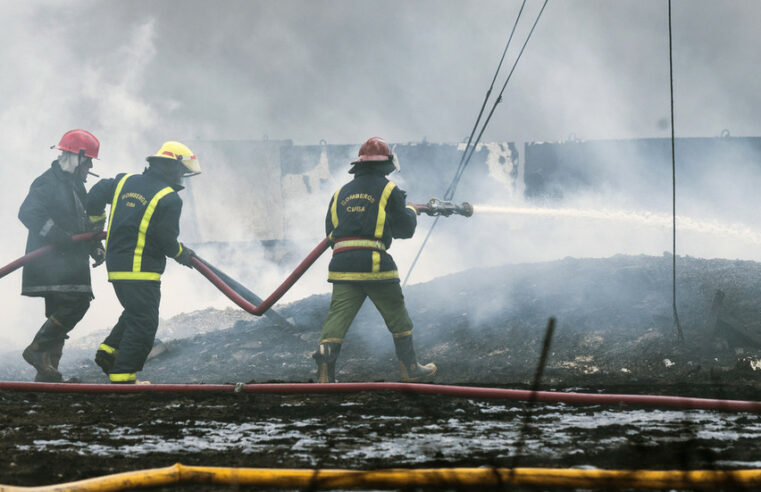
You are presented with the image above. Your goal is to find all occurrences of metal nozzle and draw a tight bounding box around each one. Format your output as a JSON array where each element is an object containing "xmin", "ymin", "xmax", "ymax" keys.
[{"xmin": 420, "ymin": 198, "xmax": 474, "ymax": 217}]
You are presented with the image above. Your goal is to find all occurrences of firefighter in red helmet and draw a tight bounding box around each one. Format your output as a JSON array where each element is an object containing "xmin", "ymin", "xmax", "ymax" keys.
[
  {"xmin": 18, "ymin": 129, "xmax": 105, "ymax": 382},
  {"xmin": 313, "ymin": 136, "xmax": 437, "ymax": 383}
]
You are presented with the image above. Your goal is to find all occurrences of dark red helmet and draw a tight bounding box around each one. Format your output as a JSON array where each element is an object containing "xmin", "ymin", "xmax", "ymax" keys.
[
  {"xmin": 52, "ymin": 129, "xmax": 100, "ymax": 159},
  {"xmin": 355, "ymin": 136, "xmax": 391, "ymax": 162}
]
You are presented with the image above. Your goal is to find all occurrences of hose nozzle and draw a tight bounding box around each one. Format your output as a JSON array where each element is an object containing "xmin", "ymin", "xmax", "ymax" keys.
[{"xmin": 414, "ymin": 198, "xmax": 474, "ymax": 217}]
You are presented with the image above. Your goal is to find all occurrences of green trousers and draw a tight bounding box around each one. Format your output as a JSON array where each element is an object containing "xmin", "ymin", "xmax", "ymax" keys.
[{"xmin": 320, "ymin": 282, "xmax": 414, "ymax": 343}]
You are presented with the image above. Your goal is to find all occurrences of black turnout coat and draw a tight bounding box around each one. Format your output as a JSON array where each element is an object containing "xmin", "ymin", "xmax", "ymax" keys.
[
  {"xmin": 326, "ymin": 167, "xmax": 417, "ymax": 283},
  {"xmin": 86, "ymin": 167, "xmax": 184, "ymax": 282},
  {"xmin": 18, "ymin": 161, "xmax": 92, "ymax": 297}
]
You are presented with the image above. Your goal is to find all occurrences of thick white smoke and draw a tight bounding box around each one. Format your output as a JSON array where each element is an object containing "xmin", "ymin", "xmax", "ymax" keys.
[{"xmin": 1, "ymin": 0, "xmax": 761, "ymax": 352}]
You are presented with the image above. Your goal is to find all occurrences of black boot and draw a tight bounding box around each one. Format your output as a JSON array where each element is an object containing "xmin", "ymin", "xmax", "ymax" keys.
[
  {"xmin": 34, "ymin": 339, "xmax": 66, "ymax": 383},
  {"xmin": 94, "ymin": 344, "xmax": 117, "ymax": 376},
  {"xmin": 312, "ymin": 342, "xmax": 341, "ymax": 383},
  {"xmin": 23, "ymin": 319, "xmax": 65, "ymax": 382},
  {"xmin": 393, "ymin": 334, "xmax": 437, "ymax": 382}
]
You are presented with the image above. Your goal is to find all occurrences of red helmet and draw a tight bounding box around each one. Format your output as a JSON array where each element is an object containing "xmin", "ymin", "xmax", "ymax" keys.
[
  {"xmin": 52, "ymin": 129, "xmax": 100, "ymax": 159},
  {"xmin": 355, "ymin": 136, "xmax": 391, "ymax": 162}
]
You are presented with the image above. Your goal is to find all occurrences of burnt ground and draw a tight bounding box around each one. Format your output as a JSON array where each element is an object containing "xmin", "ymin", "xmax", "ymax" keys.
[{"xmin": 4, "ymin": 254, "xmax": 761, "ymax": 489}]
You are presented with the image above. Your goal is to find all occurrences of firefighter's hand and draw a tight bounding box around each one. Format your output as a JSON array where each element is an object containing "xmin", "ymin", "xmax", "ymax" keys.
[
  {"xmin": 407, "ymin": 202, "xmax": 421, "ymax": 215},
  {"xmin": 175, "ymin": 245, "xmax": 195, "ymax": 269},
  {"xmin": 48, "ymin": 223, "xmax": 74, "ymax": 246},
  {"xmin": 88, "ymin": 217, "xmax": 106, "ymax": 233},
  {"xmin": 48, "ymin": 225, "xmax": 77, "ymax": 252},
  {"xmin": 90, "ymin": 246, "xmax": 105, "ymax": 268}
]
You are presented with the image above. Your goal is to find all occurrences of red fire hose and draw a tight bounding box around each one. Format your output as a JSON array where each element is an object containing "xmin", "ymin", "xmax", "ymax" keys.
[
  {"xmin": 2, "ymin": 200, "xmax": 464, "ymax": 315},
  {"xmin": 1, "ymin": 381, "xmax": 760, "ymax": 412},
  {"xmin": 0, "ymin": 231, "xmax": 105, "ymax": 280},
  {"xmin": 0, "ymin": 231, "xmax": 330, "ymax": 317},
  {"xmin": 191, "ymin": 238, "xmax": 331, "ymax": 316}
]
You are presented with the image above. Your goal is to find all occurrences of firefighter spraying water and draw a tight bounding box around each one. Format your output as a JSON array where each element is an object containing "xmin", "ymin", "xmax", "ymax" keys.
[{"xmin": 312, "ymin": 137, "xmax": 473, "ymax": 384}]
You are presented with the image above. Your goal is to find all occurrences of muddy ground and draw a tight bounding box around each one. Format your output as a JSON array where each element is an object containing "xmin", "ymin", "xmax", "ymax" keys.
[
  {"xmin": 4, "ymin": 254, "xmax": 761, "ymax": 489},
  {"xmin": 3, "ymin": 389, "xmax": 761, "ymax": 489}
]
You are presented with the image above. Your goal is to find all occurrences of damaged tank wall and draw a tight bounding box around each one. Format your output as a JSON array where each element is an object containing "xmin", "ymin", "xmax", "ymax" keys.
[{"xmin": 523, "ymin": 136, "xmax": 761, "ymax": 216}]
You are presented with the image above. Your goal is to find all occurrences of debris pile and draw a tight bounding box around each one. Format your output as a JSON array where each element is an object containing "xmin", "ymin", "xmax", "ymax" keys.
[{"xmin": 4, "ymin": 254, "xmax": 761, "ymax": 391}]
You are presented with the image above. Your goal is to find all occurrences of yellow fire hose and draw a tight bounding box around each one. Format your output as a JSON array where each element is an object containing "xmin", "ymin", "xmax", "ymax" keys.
[{"xmin": 3, "ymin": 464, "xmax": 761, "ymax": 491}]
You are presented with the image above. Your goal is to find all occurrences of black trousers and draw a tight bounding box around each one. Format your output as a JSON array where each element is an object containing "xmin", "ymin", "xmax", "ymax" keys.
[
  {"xmin": 44, "ymin": 292, "xmax": 91, "ymax": 333},
  {"xmin": 105, "ymin": 281, "xmax": 161, "ymax": 374}
]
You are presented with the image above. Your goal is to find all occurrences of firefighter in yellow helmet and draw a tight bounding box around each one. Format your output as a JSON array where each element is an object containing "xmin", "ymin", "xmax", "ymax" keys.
[
  {"xmin": 86, "ymin": 141, "xmax": 200, "ymax": 383},
  {"xmin": 313, "ymin": 136, "xmax": 437, "ymax": 383}
]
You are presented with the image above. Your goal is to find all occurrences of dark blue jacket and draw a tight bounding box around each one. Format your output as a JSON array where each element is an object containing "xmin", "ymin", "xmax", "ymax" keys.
[
  {"xmin": 18, "ymin": 161, "xmax": 92, "ymax": 296},
  {"xmin": 326, "ymin": 168, "xmax": 417, "ymax": 283},
  {"xmin": 86, "ymin": 167, "xmax": 184, "ymax": 281}
]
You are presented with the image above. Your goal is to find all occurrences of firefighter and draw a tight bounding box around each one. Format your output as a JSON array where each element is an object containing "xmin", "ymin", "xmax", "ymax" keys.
[
  {"xmin": 313, "ymin": 136, "xmax": 437, "ymax": 383},
  {"xmin": 19, "ymin": 129, "xmax": 105, "ymax": 382},
  {"xmin": 86, "ymin": 141, "xmax": 199, "ymax": 384}
]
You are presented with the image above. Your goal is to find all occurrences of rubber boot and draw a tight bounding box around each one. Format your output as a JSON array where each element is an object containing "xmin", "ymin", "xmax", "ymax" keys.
[
  {"xmin": 33, "ymin": 339, "xmax": 65, "ymax": 383},
  {"xmin": 95, "ymin": 344, "xmax": 117, "ymax": 376},
  {"xmin": 312, "ymin": 342, "xmax": 341, "ymax": 383},
  {"xmin": 23, "ymin": 319, "xmax": 65, "ymax": 383},
  {"xmin": 393, "ymin": 334, "xmax": 437, "ymax": 382}
]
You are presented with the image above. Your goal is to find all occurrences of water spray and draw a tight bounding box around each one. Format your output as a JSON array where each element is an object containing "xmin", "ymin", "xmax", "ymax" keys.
[{"xmin": 472, "ymin": 204, "xmax": 761, "ymax": 245}]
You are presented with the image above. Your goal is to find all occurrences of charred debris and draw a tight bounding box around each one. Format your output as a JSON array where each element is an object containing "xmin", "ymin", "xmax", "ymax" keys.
[{"xmin": 3, "ymin": 253, "xmax": 760, "ymax": 395}]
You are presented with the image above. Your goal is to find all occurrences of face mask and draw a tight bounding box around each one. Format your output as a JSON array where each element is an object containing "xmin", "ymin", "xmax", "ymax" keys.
[{"xmin": 58, "ymin": 151, "xmax": 78, "ymax": 173}]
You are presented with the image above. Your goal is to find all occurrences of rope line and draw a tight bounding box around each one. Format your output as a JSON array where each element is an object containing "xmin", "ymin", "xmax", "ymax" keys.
[
  {"xmin": 404, "ymin": 0, "xmax": 548, "ymax": 286},
  {"xmin": 668, "ymin": 0, "xmax": 684, "ymax": 341},
  {"xmin": 447, "ymin": 0, "xmax": 548, "ymax": 201},
  {"xmin": 509, "ymin": 317, "xmax": 555, "ymax": 476},
  {"xmin": 444, "ymin": 0, "xmax": 528, "ymax": 202}
]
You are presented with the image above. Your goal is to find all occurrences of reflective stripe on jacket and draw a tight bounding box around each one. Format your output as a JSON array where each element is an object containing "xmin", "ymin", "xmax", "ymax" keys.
[
  {"xmin": 325, "ymin": 168, "xmax": 416, "ymax": 283},
  {"xmin": 86, "ymin": 168, "xmax": 183, "ymax": 281}
]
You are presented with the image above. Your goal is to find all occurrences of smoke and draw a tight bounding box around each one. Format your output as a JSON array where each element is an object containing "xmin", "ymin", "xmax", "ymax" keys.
[
  {"xmin": 0, "ymin": 6, "xmax": 206, "ymax": 349},
  {"xmin": 2, "ymin": 0, "xmax": 761, "ymax": 352}
]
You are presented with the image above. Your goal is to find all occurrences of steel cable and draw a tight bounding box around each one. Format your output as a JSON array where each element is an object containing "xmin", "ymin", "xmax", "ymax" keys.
[
  {"xmin": 668, "ymin": 0, "xmax": 684, "ymax": 340},
  {"xmin": 444, "ymin": 0, "xmax": 528, "ymax": 202},
  {"xmin": 404, "ymin": 0, "xmax": 549, "ymax": 286}
]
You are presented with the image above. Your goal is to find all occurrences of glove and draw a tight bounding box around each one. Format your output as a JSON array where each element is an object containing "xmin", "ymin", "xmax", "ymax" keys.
[
  {"xmin": 45, "ymin": 223, "xmax": 77, "ymax": 252},
  {"xmin": 90, "ymin": 243, "xmax": 105, "ymax": 268},
  {"xmin": 88, "ymin": 216, "xmax": 106, "ymax": 233},
  {"xmin": 175, "ymin": 244, "xmax": 195, "ymax": 268},
  {"xmin": 47, "ymin": 223, "xmax": 74, "ymax": 246}
]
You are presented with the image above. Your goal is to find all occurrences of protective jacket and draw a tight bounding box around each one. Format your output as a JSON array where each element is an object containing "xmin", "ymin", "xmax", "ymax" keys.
[
  {"xmin": 86, "ymin": 167, "xmax": 184, "ymax": 281},
  {"xmin": 326, "ymin": 167, "xmax": 417, "ymax": 283},
  {"xmin": 19, "ymin": 161, "xmax": 92, "ymax": 297}
]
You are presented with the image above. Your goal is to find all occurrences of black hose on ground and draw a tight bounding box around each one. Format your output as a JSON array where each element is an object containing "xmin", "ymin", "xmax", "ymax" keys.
[{"xmin": 193, "ymin": 255, "xmax": 293, "ymax": 329}]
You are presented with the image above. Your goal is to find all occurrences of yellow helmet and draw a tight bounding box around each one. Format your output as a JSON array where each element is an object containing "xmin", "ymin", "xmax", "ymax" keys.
[{"xmin": 147, "ymin": 141, "xmax": 201, "ymax": 176}]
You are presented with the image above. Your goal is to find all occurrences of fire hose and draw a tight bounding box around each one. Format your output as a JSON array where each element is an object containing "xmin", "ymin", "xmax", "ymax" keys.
[
  {"xmin": 0, "ymin": 198, "xmax": 472, "ymax": 316},
  {"xmin": 4, "ymin": 463, "xmax": 761, "ymax": 491},
  {"xmin": 190, "ymin": 239, "xmax": 331, "ymax": 317},
  {"xmin": 1, "ymin": 381, "xmax": 760, "ymax": 412},
  {"xmin": 0, "ymin": 231, "xmax": 106, "ymax": 280}
]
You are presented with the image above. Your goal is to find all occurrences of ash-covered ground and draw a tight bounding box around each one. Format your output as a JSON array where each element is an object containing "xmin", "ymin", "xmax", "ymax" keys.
[
  {"xmin": 3, "ymin": 254, "xmax": 761, "ymax": 389},
  {"xmin": 4, "ymin": 254, "xmax": 761, "ymax": 489}
]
